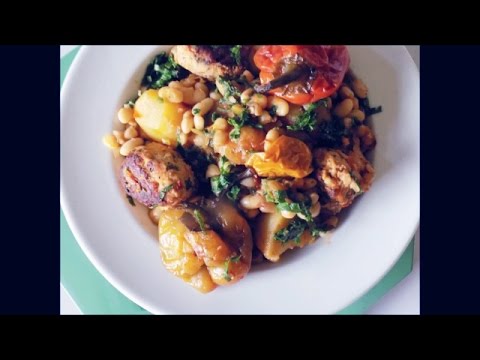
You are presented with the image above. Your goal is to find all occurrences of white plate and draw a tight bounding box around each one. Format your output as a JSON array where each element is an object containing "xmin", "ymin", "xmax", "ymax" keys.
[{"xmin": 61, "ymin": 45, "xmax": 419, "ymax": 314}]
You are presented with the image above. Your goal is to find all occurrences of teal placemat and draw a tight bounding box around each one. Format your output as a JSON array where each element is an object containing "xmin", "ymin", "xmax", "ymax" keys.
[{"xmin": 60, "ymin": 46, "xmax": 414, "ymax": 315}]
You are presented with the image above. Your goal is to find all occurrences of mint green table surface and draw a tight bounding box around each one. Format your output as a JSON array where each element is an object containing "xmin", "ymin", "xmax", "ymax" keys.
[{"xmin": 60, "ymin": 47, "xmax": 414, "ymax": 315}]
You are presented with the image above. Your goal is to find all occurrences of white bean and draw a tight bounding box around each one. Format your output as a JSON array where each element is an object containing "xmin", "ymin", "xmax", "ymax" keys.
[
  {"xmin": 192, "ymin": 98, "xmax": 214, "ymax": 116},
  {"xmin": 240, "ymin": 194, "xmax": 263, "ymax": 210},
  {"xmin": 124, "ymin": 126, "xmax": 138, "ymax": 140},
  {"xmin": 119, "ymin": 138, "xmax": 144, "ymax": 156},
  {"xmin": 193, "ymin": 115, "xmax": 205, "ymax": 130},
  {"xmin": 206, "ymin": 164, "xmax": 221, "ymax": 178},
  {"xmin": 118, "ymin": 107, "xmax": 134, "ymax": 124}
]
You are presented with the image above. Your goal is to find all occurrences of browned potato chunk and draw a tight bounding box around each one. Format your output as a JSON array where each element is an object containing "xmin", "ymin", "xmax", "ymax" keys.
[
  {"xmin": 158, "ymin": 208, "xmax": 216, "ymax": 293},
  {"xmin": 158, "ymin": 199, "xmax": 253, "ymax": 292},
  {"xmin": 254, "ymin": 211, "xmax": 314, "ymax": 262}
]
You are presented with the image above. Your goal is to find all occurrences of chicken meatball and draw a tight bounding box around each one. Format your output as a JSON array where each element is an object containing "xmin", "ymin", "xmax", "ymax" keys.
[
  {"xmin": 171, "ymin": 45, "xmax": 251, "ymax": 81},
  {"xmin": 120, "ymin": 142, "xmax": 196, "ymax": 208},
  {"xmin": 314, "ymin": 140, "xmax": 374, "ymax": 214}
]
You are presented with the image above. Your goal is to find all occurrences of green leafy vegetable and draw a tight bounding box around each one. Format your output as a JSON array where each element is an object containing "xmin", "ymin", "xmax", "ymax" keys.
[
  {"xmin": 265, "ymin": 190, "xmax": 313, "ymax": 222},
  {"xmin": 230, "ymin": 45, "xmax": 242, "ymax": 65},
  {"xmin": 193, "ymin": 209, "xmax": 206, "ymax": 231},
  {"xmin": 229, "ymin": 126, "xmax": 241, "ymax": 140},
  {"xmin": 177, "ymin": 146, "xmax": 210, "ymax": 183},
  {"xmin": 227, "ymin": 109, "xmax": 262, "ymax": 141},
  {"xmin": 226, "ymin": 185, "xmax": 241, "ymax": 201},
  {"xmin": 218, "ymin": 76, "xmax": 240, "ymax": 100},
  {"xmin": 142, "ymin": 52, "xmax": 187, "ymax": 89},
  {"xmin": 309, "ymin": 222, "xmax": 328, "ymax": 238},
  {"xmin": 210, "ymin": 156, "xmax": 234, "ymax": 196},
  {"xmin": 211, "ymin": 175, "xmax": 231, "ymax": 195},
  {"xmin": 287, "ymin": 99, "xmax": 328, "ymax": 132},
  {"xmin": 126, "ymin": 195, "xmax": 136, "ymax": 206},
  {"xmin": 158, "ymin": 184, "xmax": 173, "ymax": 201},
  {"xmin": 192, "ymin": 108, "xmax": 200, "ymax": 115},
  {"xmin": 315, "ymin": 118, "xmax": 345, "ymax": 148},
  {"xmin": 274, "ymin": 219, "xmax": 307, "ymax": 244},
  {"xmin": 223, "ymin": 254, "xmax": 242, "ymax": 281}
]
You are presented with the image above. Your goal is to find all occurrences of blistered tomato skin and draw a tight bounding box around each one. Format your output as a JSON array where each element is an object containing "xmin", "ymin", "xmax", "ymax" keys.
[
  {"xmin": 254, "ymin": 45, "xmax": 350, "ymax": 105},
  {"xmin": 246, "ymin": 135, "xmax": 313, "ymax": 178}
]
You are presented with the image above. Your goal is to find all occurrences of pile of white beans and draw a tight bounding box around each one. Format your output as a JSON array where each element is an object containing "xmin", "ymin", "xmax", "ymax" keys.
[{"xmin": 103, "ymin": 66, "xmax": 371, "ymax": 226}]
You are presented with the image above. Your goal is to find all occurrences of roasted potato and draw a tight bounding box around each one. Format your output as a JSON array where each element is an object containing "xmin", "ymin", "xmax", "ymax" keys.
[
  {"xmin": 134, "ymin": 89, "xmax": 187, "ymax": 146},
  {"xmin": 254, "ymin": 210, "xmax": 314, "ymax": 262},
  {"xmin": 158, "ymin": 198, "xmax": 253, "ymax": 292},
  {"xmin": 158, "ymin": 208, "xmax": 216, "ymax": 293}
]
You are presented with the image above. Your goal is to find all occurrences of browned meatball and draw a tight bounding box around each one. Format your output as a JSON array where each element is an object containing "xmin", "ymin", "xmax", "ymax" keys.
[
  {"xmin": 120, "ymin": 142, "xmax": 196, "ymax": 208},
  {"xmin": 314, "ymin": 139, "xmax": 374, "ymax": 214},
  {"xmin": 171, "ymin": 45, "xmax": 251, "ymax": 81}
]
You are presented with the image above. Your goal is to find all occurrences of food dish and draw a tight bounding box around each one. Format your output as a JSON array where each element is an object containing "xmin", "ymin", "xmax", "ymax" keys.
[
  {"xmin": 103, "ymin": 45, "xmax": 381, "ymax": 293},
  {"xmin": 61, "ymin": 46, "xmax": 420, "ymax": 312}
]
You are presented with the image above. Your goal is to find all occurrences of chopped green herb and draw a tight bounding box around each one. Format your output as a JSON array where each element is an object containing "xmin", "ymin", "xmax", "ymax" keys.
[
  {"xmin": 177, "ymin": 146, "xmax": 210, "ymax": 184},
  {"xmin": 274, "ymin": 219, "xmax": 307, "ymax": 244},
  {"xmin": 229, "ymin": 126, "xmax": 241, "ymax": 140},
  {"xmin": 211, "ymin": 175, "xmax": 229, "ymax": 195},
  {"xmin": 193, "ymin": 209, "xmax": 206, "ymax": 231},
  {"xmin": 223, "ymin": 254, "xmax": 242, "ymax": 281},
  {"xmin": 287, "ymin": 99, "xmax": 328, "ymax": 132},
  {"xmin": 266, "ymin": 190, "xmax": 313, "ymax": 222},
  {"xmin": 126, "ymin": 195, "xmax": 136, "ymax": 207},
  {"xmin": 226, "ymin": 185, "xmax": 241, "ymax": 201},
  {"xmin": 315, "ymin": 118, "xmax": 346, "ymax": 148},
  {"xmin": 125, "ymin": 96, "xmax": 139, "ymax": 108},
  {"xmin": 192, "ymin": 108, "xmax": 200, "ymax": 115},
  {"xmin": 142, "ymin": 52, "xmax": 187, "ymax": 89},
  {"xmin": 218, "ymin": 76, "xmax": 240, "ymax": 100},
  {"xmin": 219, "ymin": 156, "xmax": 232, "ymax": 173},
  {"xmin": 210, "ymin": 156, "xmax": 233, "ymax": 196},
  {"xmin": 227, "ymin": 109, "xmax": 261, "ymax": 141},
  {"xmin": 310, "ymin": 224, "xmax": 327, "ymax": 238},
  {"xmin": 158, "ymin": 184, "xmax": 173, "ymax": 201},
  {"xmin": 166, "ymin": 163, "xmax": 179, "ymax": 171},
  {"xmin": 230, "ymin": 45, "xmax": 242, "ymax": 65}
]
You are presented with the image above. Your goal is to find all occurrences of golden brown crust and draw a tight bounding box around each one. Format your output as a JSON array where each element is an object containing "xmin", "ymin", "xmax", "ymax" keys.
[
  {"xmin": 171, "ymin": 45, "xmax": 250, "ymax": 81},
  {"xmin": 314, "ymin": 141, "xmax": 374, "ymax": 214},
  {"xmin": 120, "ymin": 142, "xmax": 196, "ymax": 207}
]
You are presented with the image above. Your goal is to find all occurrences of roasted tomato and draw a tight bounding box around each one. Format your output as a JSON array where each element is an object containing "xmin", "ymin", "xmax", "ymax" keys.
[
  {"xmin": 246, "ymin": 135, "xmax": 313, "ymax": 178},
  {"xmin": 253, "ymin": 45, "xmax": 350, "ymax": 105}
]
